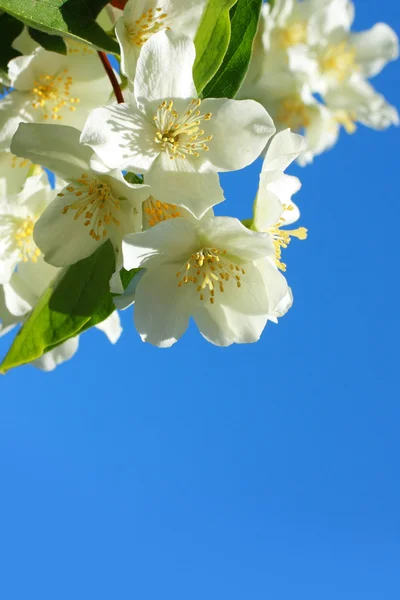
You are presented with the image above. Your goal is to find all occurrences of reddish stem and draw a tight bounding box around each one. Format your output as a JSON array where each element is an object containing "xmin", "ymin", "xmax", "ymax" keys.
[{"xmin": 97, "ymin": 51, "xmax": 124, "ymax": 104}]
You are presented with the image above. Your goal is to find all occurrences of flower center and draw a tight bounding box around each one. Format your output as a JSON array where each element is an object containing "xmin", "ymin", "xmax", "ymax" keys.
[
  {"xmin": 153, "ymin": 99, "xmax": 213, "ymax": 160},
  {"xmin": 143, "ymin": 196, "xmax": 181, "ymax": 228},
  {"xmin": 14, "ymin": 217, "xmax": 41, "ymax": 263},
  {"xmin": 60, "ymin": 174, "xmax": 121, "ymax": 242},
  {"xmin": 176, "ymin": 248, "xmax": 245, "ymax": 304},
  {"xmin": 31, "ymin": 69, "xmax": 80, "ymax": 121},
  {"xmin": 267, "ymin": 206, "xmax": 307, "ymax": 271},
  {"xmin": 321, "ymin": 41, "xmax": 357, "ymax": 82},
  {"xmin": 126, "ymin": 7, "xmax": 169, "ymax": 48},
  {"xmin": 278, "ymin": 22, "xmax": 307, "ymax": 48},
  {"xmin": 276, "ymin": 96, "xmax": 313, "ymax": 131}
]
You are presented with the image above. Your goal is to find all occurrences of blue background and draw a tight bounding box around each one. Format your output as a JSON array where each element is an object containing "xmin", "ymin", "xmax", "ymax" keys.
[{"xmin": 0, "ymin": 2, "xmax": 399, "ymax": 598}]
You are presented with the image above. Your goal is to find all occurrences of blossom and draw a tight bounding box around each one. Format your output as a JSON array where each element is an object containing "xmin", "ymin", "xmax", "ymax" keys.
[
  {"xmin": 252, "ymin": 129, "xmax": 308, "ymax": 271},
  {"xmin": 121, "ymin": 216, "xmax": 291, "ymax": 347},
  {"xmin": 11, "ymin": 123, "xmax": 150, "ymax": 269},
  {"xmin": 308, "ymin": 0, "xmax": 399, "ymax": 94},
  {"xmin": 115, "ymin": 0, "xmax": 208, "ymax": 80},
  {"xmin": 0, "ymin": 171, "xmax": 53, "ymax": 284},
  {"xmin": 324, "ymin": 75, "xmax": 399, "ymax": 133},
  {"xmin": 0, "ymin": 40, "xmax": 114, "ymax": 151},
  {"xmin": 81, "ymin": 30, "xmax": 275, "ymax": 218},
  {"xmin": 0, "ymin": 257, "xmax": 122, "ymax": 371}
]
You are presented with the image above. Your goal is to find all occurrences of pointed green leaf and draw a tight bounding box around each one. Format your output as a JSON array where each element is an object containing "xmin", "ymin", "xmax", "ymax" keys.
[
  {"xmin": 202, "ymin": 0, "xmax": 263, "ymax": 99},
  {"xmin": 0, "ymin": 0, "xmax": 118, "ymax": 54},
  {"xmin": 0, "ymin": 241, "xmax": 116, "ymax": 374},
  {"xmin": 28, "ymin": 27, "xmax": 67, "ymax": 55},
  {"xmin": 193, "ymin": 0, "xmax": 239, "ymax": 94}
]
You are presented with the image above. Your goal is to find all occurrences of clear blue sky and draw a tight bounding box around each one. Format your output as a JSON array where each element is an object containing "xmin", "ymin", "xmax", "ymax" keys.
[{"xmin": 0, "ymin": 2, "xmax": 399, "ymax": 598}]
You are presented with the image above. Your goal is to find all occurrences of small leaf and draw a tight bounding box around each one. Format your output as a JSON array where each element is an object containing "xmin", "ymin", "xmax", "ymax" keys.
[
  {"xmin": 0, "ymin": 241, "xmax": 116, "ymax": 374},
  {"xmin": 124, "ymin": 172, "xmax": 144, "ymax": 185},
  {"xmin": 0, "ymin": 12, "xmax": 24, "ymax": 81},
  {"xmin": 28, "ymin": 27, "xmax": 67, "ymax": 55},
  {"xmin": 202, "ymin": 0, "xmax": 263, "ymax": 99},
  {"xmin": 0, "ymin": 0, "xmax": 119, "ymax": 54},
  {"xmin": 193, "ymin": 0, "xmax": 239, "ymax": 95}
]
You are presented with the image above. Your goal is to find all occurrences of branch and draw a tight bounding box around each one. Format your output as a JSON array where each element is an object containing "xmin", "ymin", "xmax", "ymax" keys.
[{"xmin": 97, "ymin": 51, "xmax": 124, "ymax": 104}]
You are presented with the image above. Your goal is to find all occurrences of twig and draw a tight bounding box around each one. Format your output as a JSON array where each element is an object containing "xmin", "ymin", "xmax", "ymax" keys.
[{"xmin": 97, "ymin": 51, "xmax": 124, "ymax": 104}]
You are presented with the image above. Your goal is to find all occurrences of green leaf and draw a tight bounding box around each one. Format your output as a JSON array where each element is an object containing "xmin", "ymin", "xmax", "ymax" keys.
[
  {"xmin": 0, "ymin": 241, "xmax": 116, "ymax": 374},
  {"xmin": 0, "ymin": 12, "xmax": 24, "ymax": 81},
  {"xmin": 193, "ymin": 0, "xmax": 239, "ymax": 95},
  {"xmin": 124, "ymin": 172, "xmax": 144, "ymax": 185},
  {"xmin": 0, "ymin": 0, "xmax": 118, "ymax": 54},
  {"xmin": 202, "ymin": 0, "xmax": 262, "ymax": 99},
  {"xmin": 28, "ymin": 27, "xmax": 67, "ymax": 54}
]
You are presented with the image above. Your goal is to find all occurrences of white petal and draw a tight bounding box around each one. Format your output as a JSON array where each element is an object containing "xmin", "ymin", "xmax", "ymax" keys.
[
  {"xmin": 95, "ymin": 311, "xmax": 122, "ymax": 344},
  {"xmin": 0, "ymin": 286, "xmax": 18, "ymax": 336},
  {"xmin": 123, "ymin": 217, "xmax": 200, "ymax": 270},
  {"xmin": 134, "ymin": 262, "xmax": 195, "ymax": 347},
  {"xmin": 113, "ymin": 270, "xmax": 145, "ymax": 310},
  {"xmin": 11, "ymin": 123, "xmax": 92, "ymax": 180},
  {"xmin": 81, "ymin": 104, "xmax": 158, "ymax": 172},
  {"xmin": 257, "ymin": 257, "xmax": 291, "ymax": 318},
  {"xmin": 351, "ymin": 23, "xmax": 399, "ymax": 78},
  {"xmin": 199, "ymin": 217, "xmax": 275, "ymax": 261},
  {"xmin": 0, "ymin": 92, "xmax": 34, "ymax": 151},
  {"xmin": 262, "ymin": 129, "xmax": 308, "ymax": 172},
  {"xmin": 115, "ymin": 17, "xmax": 141, "ymax": 80},
  {"xmin": 33, "ymin": 189, "xmax": 102, "ymax": 266},
  {"xmin": 200, "ymin": 98, "xmax": 275, "ymax": 171},
  {"xmin": 3, "ymin": 278, "xmax": 33, "ymax": 317},
  {"xmin": 145, "ymin": 163, "xmax": 224, "ymax": 219},
  {"xmin": 193, "ymin": 303, "xmax": 235, "ymax": 346},
  {"xmin": 33, "ymin": 337, "xmax": 79, "ymax": 371},
  {"xmin": 134, "ymin": 30, "xmax": 196, "ymax": 110},
  {"xmin": 194, "ymin": 263, "xmax": 270, "ymax": 345}
]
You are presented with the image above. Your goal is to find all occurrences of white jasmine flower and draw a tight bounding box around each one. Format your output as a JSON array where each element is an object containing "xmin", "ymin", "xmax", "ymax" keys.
[
  {"xmin": 115, "ymin": 0, "xmax": 208, "ymax": 80},
  {"xmin": 81, "ymin": 30, "xmax": 275, "ymax": 218},
  {"xmin": 0, "ymin": 171, "xmax": 53, "ymax": 284},
  {"xmin": 11, "ymin": 123, "xmax": 150, "ymax": 268},
  {"xmin": 0, "ymin": 257, "xmax": 122, "ymax": 371},
  {"xmin": 308, "ymin": 0, "xmax": 399, "ymax": 93},
  {"xmin": 252, "ymin": 129, "xmax": 307, "ymax": 271},
  {"xmin": 0, "ymin": 40, "xmax": 114, "ymax": 151},
  {"xmin": 122, "ymin": 216, "xmax": 291, "ymax": 347},
  {"xmin": 324, "ymin": 75, "xmax": 399, "ymax": 133}
]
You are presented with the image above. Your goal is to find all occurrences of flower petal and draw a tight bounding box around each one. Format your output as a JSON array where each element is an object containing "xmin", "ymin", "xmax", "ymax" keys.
[
  {"xmin": 200, "ymin": 98, "xmax": 275, "ymax": 171},
  {"xmin": 199, "ymin": 217, "xmax": 275, "ymax": 261},
  {"xmin": 0, "ymin": 91, "xmax": 34, "ymax": 151},
  {"xmin": 145, "ymin": 163, "xmax": 224, "ymax": 218},
  {"xmin": 115, "ymin": 17, "xmax": 141, "ymax": 80},
  {"xmin": 134, "ymin": 30, "xmax": 197, "ymax": 110},
  {"xmin": 81, "ymin": 104, "xmax": 158, "ymax": 172},
  {"xmin": 33, "ymin": 188, "xmax": 102, "ymax": 266},
  {"xmin": 33, "ymin": 337, "xmax": 79, "ymax": 371},
  {"xmin": 262, "ymin": 128, "xmax": 308, "ymax": 172},
  {"xmin": 351, "ymin": 23, "xmax": 399, "ymax": 78},
  {"xmin": 134, "ymin": 262, "xmax": 195, "ymax": 347},
  {"xmin": 95, "ymin": 311, "xmax": 123, "ymax": 344},
  {"xmin": 123, "ymin": 217, "xmax": 200, "ymax": 270},
  {"xmin": 11, "ymin": 123, "xmax": 92, "ymax": 181}
]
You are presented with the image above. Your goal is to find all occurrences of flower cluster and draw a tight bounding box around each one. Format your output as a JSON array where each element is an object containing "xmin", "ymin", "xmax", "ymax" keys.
[
  {"xmin": 239, "ymin": 0, "xmax": 399, "ymax": 163},
  {"xmin": 0, "ymin": 0, "xmax": 397, "ymax": 371}
]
